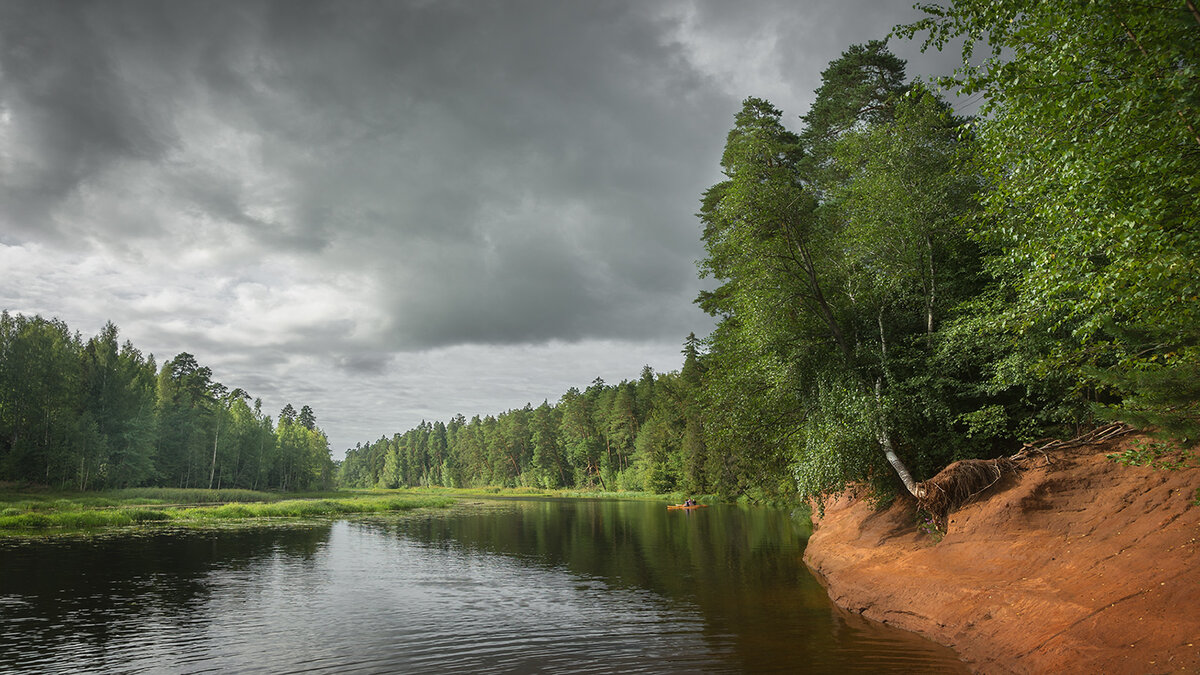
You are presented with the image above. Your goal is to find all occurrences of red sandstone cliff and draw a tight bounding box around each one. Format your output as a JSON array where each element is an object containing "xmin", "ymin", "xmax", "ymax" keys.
[{"xmin": 804, "ymin": 433, "xmax": 1200, "ymax": 674}]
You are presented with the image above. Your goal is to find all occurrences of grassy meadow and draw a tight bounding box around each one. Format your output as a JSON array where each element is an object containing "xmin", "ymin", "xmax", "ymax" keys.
[
  {"xmin": 0, "ymin": 484, "xmax": 752, "ymax": 537},
  {"xmin": 0, "ymin": 486, "xmax": 456, "ymax": 536}
]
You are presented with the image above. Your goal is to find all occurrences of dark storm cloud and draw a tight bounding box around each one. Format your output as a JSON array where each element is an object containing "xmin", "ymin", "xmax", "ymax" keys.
[
  {"xmin": 2, "ymin": 0, "xmax": 733, "ymax": 347},
  {"xmin": 0, "ymin": 2, "xmax": 170, "ymax": 240},
  {"xmin": 242, "ymin": 0, "xmax": 728, "ymax": 347}
]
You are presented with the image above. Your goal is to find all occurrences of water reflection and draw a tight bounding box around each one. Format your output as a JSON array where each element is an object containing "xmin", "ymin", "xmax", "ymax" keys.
[
  {"xmin": 0, "ymin": 501, "xmax": 965, "ymax": 673},
  {"xmin": 356, "ymin": 499, "xmax": 965, "ymax": 673},
  {"xmin": 0, "ymin": 526, "xmax": 332, "ymax": 673}
]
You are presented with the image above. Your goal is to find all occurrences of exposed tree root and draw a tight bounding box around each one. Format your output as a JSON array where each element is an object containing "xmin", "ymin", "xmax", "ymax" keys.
[
  {"xmin": 917, "ymin": 457, "xmax": 1016, "ymax": 526},
  {"xmin": 916, "ymin": 423, "xmax": 1133, "ymax": 527}
]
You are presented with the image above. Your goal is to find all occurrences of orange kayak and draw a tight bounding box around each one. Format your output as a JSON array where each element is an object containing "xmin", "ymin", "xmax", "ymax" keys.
[{"xmin": 667, "ymin": 504, "xmax": 708, "ymax": 510}]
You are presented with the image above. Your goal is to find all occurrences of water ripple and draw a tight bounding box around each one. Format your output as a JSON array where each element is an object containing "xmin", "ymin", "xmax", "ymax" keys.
[{"xmin": 0, "ymin": 504, "xmax": 967, "ymax": 673}]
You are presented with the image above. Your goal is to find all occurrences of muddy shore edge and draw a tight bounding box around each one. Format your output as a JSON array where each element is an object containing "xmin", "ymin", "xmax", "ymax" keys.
[{"xmin": 803, "ymin": 434, "xmax": 1200, "ymax": 674}]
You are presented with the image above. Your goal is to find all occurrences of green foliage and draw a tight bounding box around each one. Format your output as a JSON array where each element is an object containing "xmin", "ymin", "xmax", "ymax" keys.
[
  {"xmin": 0, "ymin": 490, "xmax": 454, "ymax": 533},
  {"xmin": 916, "ymin": 509, "xmax": 944, "ymax": 544},
  {"xmin": 1106, "ymin": 440, "xmax": 1198, "ymax": 471},
  {"xmin": 329, "ymin": 332, "xmax": 759, "ymax": 503},
  {"xmin": 0, "ymin": 313, "xmax": 87, "ymax": 485},
  {"xmin": 695, "ymin": 42, "xmax": 990, "ymax": 503},
  {"xmin": 899, "ymin": 0, "xmax": 1200, "ymax": 438},
  {"xmin": 1089, "ymin": 348, "xmax": 1200, "ymax": 444},
  {"xmin": 957, "ymin": 405, "xmax": 1008, "ymax": 440},
  {"xmin": 0, "ymin": 312, "xmax": 334, "ymax": 493},
  {"xmin": 330, "ymin": 330, "xmax": 742, "ymax": 501},
  {"xmin": 792, "ymin": 378, "xmax": 894, "ymax": 502},
  {"xmin": 0, "ymin": 505, "xmax": 168, "ymax": 530},
  {"xmin": 801, "ymin": 40, "xmax": 910, "ymax": 155},
  {"xmin": 110, "ymin": 487, "xmax": 284, "ymax": 503}
]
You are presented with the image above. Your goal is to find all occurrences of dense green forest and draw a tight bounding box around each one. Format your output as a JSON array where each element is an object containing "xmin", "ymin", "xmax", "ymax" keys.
[
  {"xmin": 340, "ymin": 2, "xmax": 1199, "ymax": 502},
  {"xmin": 337, "ymin": 339, "xmax": 713, "ymax": 496},
  {"xmin": 0, "ymin": 313, "xmax": 335, "ymax": 491},
  {"xmin": 3, "ymin": 1, "xmax": 1196, "ymax": 504}
]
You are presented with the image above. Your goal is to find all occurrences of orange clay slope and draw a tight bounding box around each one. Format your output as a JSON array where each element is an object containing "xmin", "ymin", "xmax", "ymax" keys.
[{"xmin": 804, "ymin": 431, "xmax": 1200, "ymax": 674}]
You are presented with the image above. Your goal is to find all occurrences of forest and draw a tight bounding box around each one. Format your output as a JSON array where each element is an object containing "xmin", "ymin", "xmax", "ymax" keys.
[
  {"xmin": 336, "ymin": 338, "xmax": 714, "ymax": 496},
  {"xmin": 3, "ymin": 1, "xmax": 1196, "ymax": 503},
  {"xmin": 0, "ymin": 313, "xmax": 335, "ymax": 491}
]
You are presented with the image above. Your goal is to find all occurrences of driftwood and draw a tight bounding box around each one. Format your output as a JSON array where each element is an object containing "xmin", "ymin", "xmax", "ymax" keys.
[{"xmin": 916, "ymin": 423, "xmax": 1132, "ymax": 527}]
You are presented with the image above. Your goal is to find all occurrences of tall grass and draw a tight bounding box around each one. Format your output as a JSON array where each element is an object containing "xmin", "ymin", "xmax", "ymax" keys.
[
  {"xmin": 108, "ymin": 487, "xmax": 284, "ymax": 504},
  {"xmin": 0, "ymin": 491, "xmax": 454, "ymax": 534},
  {"xmin": 0, "ymin": 507, "xmax": 172, "ymax": 530},
  {"xmin": 377, "ymin": 485, "xmax": 689, "ymax": 502},
  {"xmin": 172, "ymin": 496, "xmax": 454, "ymax": 521},
  {"xmin": 0, "ymin": 487, "xmax": 284, "ymax": 510}
]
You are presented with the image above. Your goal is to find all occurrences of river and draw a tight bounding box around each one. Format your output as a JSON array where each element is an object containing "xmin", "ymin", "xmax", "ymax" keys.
[{"xmin": 0, "ymin": 498, "xmax": 966, "ymax": 673}]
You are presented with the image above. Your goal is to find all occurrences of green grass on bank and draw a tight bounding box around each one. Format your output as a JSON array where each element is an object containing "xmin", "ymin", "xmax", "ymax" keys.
[
  {"xmin": 0, "ymin": 486, "xmax": 291, "ymax": 510},
  {"xmin": 170, "ymin": 496, "xmax": 454, "ymax": 521},
  {"xmin": 345, "ymin": 485, "xmax": 813, "ymax": 512},
  {"xmin": 351, "ymin": 484, "xmax": 723, "ymax": 505},
  {"xmin": 0, "ymin": 488, "xmax": 455, "ymax": 535},
  {"xmin": 0, "ymin": 484, "xmax": 811, "ymax": 536},
  {"xmin": 371, "ymin": 485, "xmax": 811, "ymax": 529}
]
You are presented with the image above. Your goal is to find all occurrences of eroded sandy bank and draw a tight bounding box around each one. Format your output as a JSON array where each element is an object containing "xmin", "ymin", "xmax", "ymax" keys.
[{"xmin": 804, "ymin": 433, "xmax": 1200, "ymax": 674}]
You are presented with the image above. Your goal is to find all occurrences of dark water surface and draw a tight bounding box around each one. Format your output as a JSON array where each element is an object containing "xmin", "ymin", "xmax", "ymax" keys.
[{"xmin": 0, "ymin": 498, "xmax": 966, "ymax": 673}]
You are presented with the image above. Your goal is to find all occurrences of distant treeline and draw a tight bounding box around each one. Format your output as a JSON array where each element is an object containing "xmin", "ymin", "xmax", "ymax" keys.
[
  {"xmin": 343, "ymin": 3, "xmax": 1198, "ymax": 502},
  {"xmin": 336, "ymin": 335, "xmax": 723, "ymax": 496},
  {"xmin": 0, "ymin": 312, "xmax": 334, "ymax": 491}
]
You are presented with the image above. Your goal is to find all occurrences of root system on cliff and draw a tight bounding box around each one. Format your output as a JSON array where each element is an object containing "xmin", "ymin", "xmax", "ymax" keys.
[
  {"xmin": 916, "ymin": 423, "xmax": 1132, "ymax": 525},
  {"xmin": 917, "ymin": 457, "xmax": 1016, "ymax": 526}
]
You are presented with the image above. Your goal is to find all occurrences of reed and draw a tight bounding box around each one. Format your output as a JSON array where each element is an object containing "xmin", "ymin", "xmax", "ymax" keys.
[
  {"xmin": 0, "ymin": 491, "xmax": 454, "ymax": 534},
  {"xmin": 160, "ymin": 495, "xmax": 456, "ymax": 521},
  {"xmin": 350, "ymin": 485, "xmax": 722, "ymax": 505},
  {"xmin": 0, "ymin": 507, "xmax": 169, "ymax": 530},
  {"xmin": 107, "ymin": 487, "xmax": 284, "ymax": 504}
]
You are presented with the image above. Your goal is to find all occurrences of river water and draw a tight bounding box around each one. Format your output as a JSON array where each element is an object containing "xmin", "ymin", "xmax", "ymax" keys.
[{"xmin": 0, "ymin": 498, "xmax": 966, "ymax": 673}]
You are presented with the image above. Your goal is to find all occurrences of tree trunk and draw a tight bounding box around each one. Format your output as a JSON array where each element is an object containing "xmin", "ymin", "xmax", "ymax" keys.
[
  {"xmin": 925, "ymin": 234, "xmax": 936, "ymax": 342},
  {"xmin": 874, "ymin": 378, "xmax": 924, "ymax": 498},
  {"xmin": 877, "ymin": 423, "xmax": 924, "ymax": 498},
  {"xmin": 591, "ymin": 461, "xmax": 608, "ymax": 491},
  {"xmin": 877, "ymin": 308, "xmax": 887, "ymax": 359},
  {"xmin": 781, "ymin": 225, "xmax": 854, "ymax": 361},
  {"xmin": 209, "ymin": 415, "xmax": 219, "ymax": 490},
  {"xmin": 555, "ymin": 453, "xmax": 567, "ymax": 487}
]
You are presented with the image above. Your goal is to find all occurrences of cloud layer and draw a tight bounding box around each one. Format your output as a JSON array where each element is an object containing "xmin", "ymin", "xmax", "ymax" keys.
[{"xmin": 1, "ymin": 0, "xmax": 961, "ymax": 453}]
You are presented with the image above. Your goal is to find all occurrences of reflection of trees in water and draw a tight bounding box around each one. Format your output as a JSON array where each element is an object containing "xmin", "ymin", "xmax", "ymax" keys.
[
  {"xmin": 0, "ymin": 525, "xmax": 333, "ymax": 665},
  {"xmin": 360, "ymin": 500, "xmax": 963, "ymax": 672},
  {"xmin": 365, "ymin": 501, "xmax": 829, "ymax": 666},
  {"xmin": 374, "ymin": 499, "xmax": 806, "ymax": 591},
  {"xmin": 2, "ymin": 508, "xmax": 963, "ymax": 673}
]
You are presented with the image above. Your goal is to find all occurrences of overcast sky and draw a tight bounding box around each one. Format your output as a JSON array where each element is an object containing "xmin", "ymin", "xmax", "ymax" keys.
[{"xmin": 0, "ymin": 0, "xmax": 964, "ymax": 457}]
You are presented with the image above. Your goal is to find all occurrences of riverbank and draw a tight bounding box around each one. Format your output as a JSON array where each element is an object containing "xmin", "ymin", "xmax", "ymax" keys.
[
  {"xmin": 0, "ymin": 487, "xmax": 455, "ymax": 535},
  {"xmin": 0, "ymin": 485, "xmax": 718, "ymax": 537},
  {"xmin": 804, "ymin": 432, "xmax": 1200, "ymax": 673}
]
